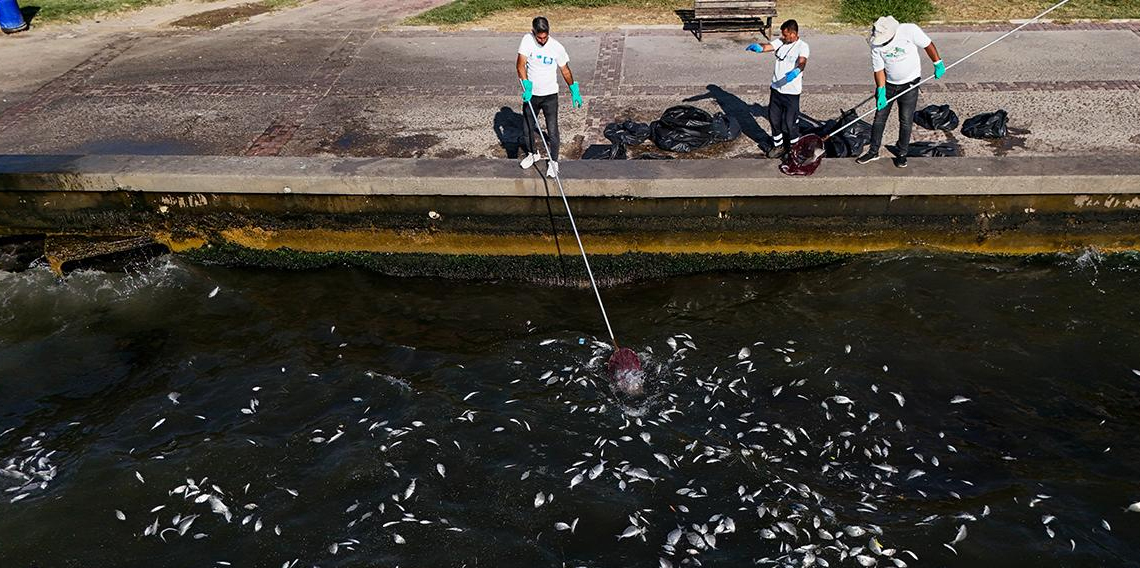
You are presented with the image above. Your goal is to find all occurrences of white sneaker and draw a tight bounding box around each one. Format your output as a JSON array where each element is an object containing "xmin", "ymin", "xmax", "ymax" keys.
[
  {"xmin": 546, "ymin": 160, "xmax": 559, "ymax": 178},
  {"xmin": 519, "ymin": 152, "xmax": 541, "ymax": 169}
]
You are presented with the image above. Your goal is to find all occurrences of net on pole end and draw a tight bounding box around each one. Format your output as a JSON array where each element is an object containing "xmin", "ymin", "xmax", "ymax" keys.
[
  {"xmin": 607, "ymin": 347, "xmax": 642, "ymax": 375},
  {"xmin": 780, "ymin": 134, "xmax": 826, "ymax": 176}
]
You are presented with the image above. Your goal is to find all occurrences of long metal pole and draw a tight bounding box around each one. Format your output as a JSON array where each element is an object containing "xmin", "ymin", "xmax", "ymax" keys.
[
  {"xmin": 523, "ymin": 97, "xmax": 618, "ymax": 346},
  {"xmin": 824, "ymin": 0, "xmax": 1075, "ymax": 140}
]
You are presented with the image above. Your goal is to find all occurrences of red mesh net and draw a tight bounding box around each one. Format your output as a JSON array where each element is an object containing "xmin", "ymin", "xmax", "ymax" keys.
[
  {"xmin": 780, "ymin": 134, "xmax": 826, "ymax": 176},
  {"xmin": 607, "ymin": 347, "xmax": 642, "ymax": 376}
]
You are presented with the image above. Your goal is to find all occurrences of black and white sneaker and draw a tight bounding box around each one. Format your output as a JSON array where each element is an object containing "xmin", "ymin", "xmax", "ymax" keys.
[
  {"xmin": 855, "ymin": 152, "xmax": 880, "ymax": 165},
  {"xmin": 893, "ymin": 156, "xmax": 908, "ymax": 168}
]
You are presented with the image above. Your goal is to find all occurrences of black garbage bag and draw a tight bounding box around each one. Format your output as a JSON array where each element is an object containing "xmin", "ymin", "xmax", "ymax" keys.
[
  {"xmin": 914, "ymin": 104, "xmax": 959, "ymax": 131},
  {"xmin": 603, "ymin": 120, "xmax": 651, "ymax": 146},
  {"xmin": 799, "ymin": 110, "xmax": 871, "ymax": 158},
  {"xmin": 582, "ymin": 144, "xmax": 626, "ymax": 160},
  {"xmin": 650, "ymin": 105, "xmax": 740, "ymax": 153},
  {"xmin": 961, "ymin": 110, "xmax": 1009, "ymax": 139},
  {"xmin": 890, "ymin": 141, "xmax": 961, "ymax": 157}
]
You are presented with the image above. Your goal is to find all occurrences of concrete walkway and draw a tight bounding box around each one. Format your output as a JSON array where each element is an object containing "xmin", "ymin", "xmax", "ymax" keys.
[{"xmin": 1, "ymin": 3, "xmax": 1138, "ymax": 165}]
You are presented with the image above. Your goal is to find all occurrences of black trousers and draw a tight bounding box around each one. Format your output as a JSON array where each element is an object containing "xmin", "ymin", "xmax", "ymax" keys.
[
  {"xmin": 869, "ymin": 79, "xmax": 920, "ymax": 155},
  {"xmin": 522, "ymin": 93, "xmax": 560, "ymax": 161},
  {"xmin": 768, "ymin": 89, "xmax": 800, "ymax": 146}
]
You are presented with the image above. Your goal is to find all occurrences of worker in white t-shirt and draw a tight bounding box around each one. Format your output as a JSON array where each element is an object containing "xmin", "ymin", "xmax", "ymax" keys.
[
  {"xmin": 515, "ymin": 16, "xmax": 583, "ymax": 179},
  {"xmin": 856, "ymin": 16, "xmax": 946, "ymax": 168},
  {"xmin": 746, "ymin": 19, "xmax": 810, "ymax": 159}
]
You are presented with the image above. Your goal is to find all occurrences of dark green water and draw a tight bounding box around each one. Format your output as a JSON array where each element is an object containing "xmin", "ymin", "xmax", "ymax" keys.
[{"xmin": 2, "ymin": 252, "xmax": 1139, "ymax": 567}]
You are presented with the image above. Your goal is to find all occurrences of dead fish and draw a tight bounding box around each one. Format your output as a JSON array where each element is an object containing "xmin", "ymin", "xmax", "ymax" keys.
[
  {"xmin": 115, "ymin": 510, "xmax": 126, "ymax": 521},
  {"xmin": 737, "ymin": 347, "xmax": 751, "ymax": 360},
  {"xmin": 534, "ymin": 492, "xmax": 547, "ymax": 508},
  {"xmin": 208, "ymin": 286, "xmax": 220, "ymax": 298},
  {"xmin": 168, "ymin": 392, "xmax": 181, "ymax": 405},
  {"xmin": 617, "ymin": 525, "xmax": 644, "ymax": 540},
  {"xmin": 950, "ymin": 525, "xmax": 967, "ymax": 545},
  {"xmin": 1127, "ymin": 502, "xmax": 1140, "ymax": 513},
  {"xmin": 906, "ymin": 469, "xmax": 925, "ymax": 481},
  {"xmin": 393, "ymin": 534, "xmax": 406, "ymax": 545},
  {"xmin": 436, "ymin": 464, "xmax": 446, "ymax": 478},
  {"xmin": 950, "ymin": 396, "xmax": 971, "ymax": 404},
  {"xmin": 1041, "ymin": 515, "xmax": 1055, "ymax": 525},
  {"xmin": 403, "ymin": 479, "xmax": 416, "ymax": 500},
  {"xmin": 890, "ymin": 392, "xmax": 905, "ymax": 407},
  {"xmin": 830, "ymin": 396, "xmax": 855, "ymax": 405},
  {"xmin": 151, "ymin": 418, "xmax": 166, "ymax": 430},
  {"xmin": 135, "ymin": 471, "xmax": 145, "ymax": 484},
  {"xmin": 570, "ymin": 473, "xmax": 584, "ymax": 489}
]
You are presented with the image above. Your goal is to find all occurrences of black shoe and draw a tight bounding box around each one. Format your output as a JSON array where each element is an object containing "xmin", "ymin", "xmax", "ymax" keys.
[
  {"xmin": 855, "ymin": 151, "xmax": 880, "ymax": 165},
  {"xmin": 766, "ymin": 145, "xmax": 786, "ymax": 159},
  {"xmin": 893, "ymin": 156, "xmax": 908, "ymax": 168}
]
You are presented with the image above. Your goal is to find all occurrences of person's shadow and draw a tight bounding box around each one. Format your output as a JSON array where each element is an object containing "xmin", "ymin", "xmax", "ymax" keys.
[
  {"xmin": 20, "ymin": 6, "xmax": 40, "ymax": 26},
  {"xmin": 684, "ymin": 84, "xmax": 774, "ymax": 151},
  {"xmin": 493, "ymin": 106, "xmax": 525, "ymax": 159}
]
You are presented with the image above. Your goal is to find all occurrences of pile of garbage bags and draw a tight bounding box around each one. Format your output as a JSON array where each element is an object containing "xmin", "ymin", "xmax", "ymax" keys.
[
  {"xmin": 586, "ymin": 105, "xmax": 740, "ymax": 159},
  {"xmin": 584, "ymin": 101, "xmax": 1011, "ymax": 160}
]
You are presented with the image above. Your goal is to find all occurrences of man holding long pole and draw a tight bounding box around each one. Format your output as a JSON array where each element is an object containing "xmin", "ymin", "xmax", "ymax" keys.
[
  {"xmin": 516, "ymin": 16, "xmax": 583, "ymax": 179},
  {"xmin": 856, "ymin": 16, "xmax": 946, "ymax": 168}
]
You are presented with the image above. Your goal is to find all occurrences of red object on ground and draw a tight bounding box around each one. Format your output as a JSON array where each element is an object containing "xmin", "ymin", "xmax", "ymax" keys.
[
  {"xmin": 780, "ymin": 134, "xmax": 825, "ymax": 176},
  {"xmin": 607, "ymin": 347, "xmax": 642, "ymax": 376}
]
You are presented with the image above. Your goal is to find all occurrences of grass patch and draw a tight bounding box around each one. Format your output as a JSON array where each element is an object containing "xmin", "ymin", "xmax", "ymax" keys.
[
  {"xmin": 27, "ymin": 0, "xmax": 304, "ymax": 25},
  {"xmin": 934, "ymin": 0, "xmax": 1140, "ymax": 21},
  {"xmin": 838, "ymin": 0, "xmax": 935, "ymax": 25},
  {"xmin": 27, "ymin": 0, "xmax": 173, "ymax": 23},
  {"xmin": 406, "ymin": 0, "xmax": 686, "ymax": 26}
]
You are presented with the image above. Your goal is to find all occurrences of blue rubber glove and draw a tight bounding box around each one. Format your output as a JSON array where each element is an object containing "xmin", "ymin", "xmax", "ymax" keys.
[
  {"xmin": 569, "ymin": 82, "xmax": 583, "ymax": 109},
  {"xmin": 783, "ymin": 68, "xmax": 801, "ymax": 83},
  {"xmin": 875, "ymin": 86, "xmax": 887, "ymax": 110},
  {"xmin": 521, "ymin": 79, "xmax": 533, "ymax": 103},
  {"xmin": 745, "ymin": 43, "xmax": 764, "ymax": 53},
  {"xmin": 933, "ymin": 60, "xmax": 946, "ymax": 79}
]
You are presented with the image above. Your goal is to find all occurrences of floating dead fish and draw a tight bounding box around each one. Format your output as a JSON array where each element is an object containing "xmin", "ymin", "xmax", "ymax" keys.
[
  {"xmin": 950, "ymin": 396, "xmax": 971, "ymax": 404},
  {"xmin": 208, "ymin": 286, "xmax": 219, "ymax": 298}
]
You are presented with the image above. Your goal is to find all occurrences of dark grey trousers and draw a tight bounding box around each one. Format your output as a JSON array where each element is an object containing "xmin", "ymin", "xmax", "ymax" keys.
[
  {"xmin": 522, "ymin": 93, "xmax": 559, "ymax": 161},
  {"xmin": 869, "ymin": 79, "xmax": 920, "ymax": 156},
  {"xmin": 768, "ymin": 88, "xmax": 801, "ymax": 145}
]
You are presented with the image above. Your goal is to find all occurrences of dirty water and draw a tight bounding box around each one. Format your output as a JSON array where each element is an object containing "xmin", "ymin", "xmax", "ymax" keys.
[{"xmin": 1, "ymin": 252, "xmax": 1139, "ymax": 567}]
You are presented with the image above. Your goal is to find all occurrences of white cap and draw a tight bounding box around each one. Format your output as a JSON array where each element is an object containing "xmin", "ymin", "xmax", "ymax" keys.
[{"xmin": 869, "ymin": 15, "xmax": 900, "ymax": 47}]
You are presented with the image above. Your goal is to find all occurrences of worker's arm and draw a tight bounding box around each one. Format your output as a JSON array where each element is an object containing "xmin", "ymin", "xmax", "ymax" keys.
[
  {"xmin": 924, "ymin": 43, "xmax": 941, "ymax": 63},
  {"xmin": 517, "ymin": 54, "xmax": 533, "ymax": 102},
  {"xmin": 873, "ymin": 69, "xmax": 887, "ymax": 110},
  {"xmin": 796, "ymin": 55, "xmax": 807, "ymax": 72},
  {"xmin": 746, "ymin": 41, "xmax": 775, "ymax": 53},
  {"xmin": 561, "ymin": 64, "xmax": 583, "ymax": 109},
  {"xmin": 925, "ymin": 43, "xmax": 946, "ymax": 78},
  {"xmin": 559, "ymin": 64, "xmax": 574, "ymax": 86}
]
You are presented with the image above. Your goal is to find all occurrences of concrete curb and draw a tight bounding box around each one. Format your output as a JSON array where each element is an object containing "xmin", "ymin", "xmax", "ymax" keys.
[{"xmin": 1, "ymin": 154, "xmax": 1139, "ymax": 199}]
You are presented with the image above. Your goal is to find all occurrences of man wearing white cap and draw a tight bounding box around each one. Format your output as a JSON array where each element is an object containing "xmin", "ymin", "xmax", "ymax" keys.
[{"xmin": 856, "ymin": 16, "xmax": 945, "ymax": 168}]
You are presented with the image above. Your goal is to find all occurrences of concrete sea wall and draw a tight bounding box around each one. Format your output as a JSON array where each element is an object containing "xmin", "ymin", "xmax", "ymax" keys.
[{"xmin": 1, "ymin": 154, "xmax": 1139, "ymax": 279}]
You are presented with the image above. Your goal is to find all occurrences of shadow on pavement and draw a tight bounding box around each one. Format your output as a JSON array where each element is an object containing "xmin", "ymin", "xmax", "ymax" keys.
[
  {"xmin": 494, "ymin": 106, "xmax": 525, "ymax": 159},
  {"xmin": 684, "ymin": 84, "xmax": 774, "ymax": 151}
]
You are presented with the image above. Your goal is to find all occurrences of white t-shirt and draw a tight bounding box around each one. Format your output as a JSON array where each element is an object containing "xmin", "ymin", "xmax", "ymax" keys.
[
  {"xmin": 518, "ymin": 34, "xmax": 570, "ymax": 97},
  {"xmin": 768, "ymin": 39, "xmax": 810, "ymax": 95},
  {"xmin": 870, "ymin": 23, "xmax": 932, "ymax": 84}
]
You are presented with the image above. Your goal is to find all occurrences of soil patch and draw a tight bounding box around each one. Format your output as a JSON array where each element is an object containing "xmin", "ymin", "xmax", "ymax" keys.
[{"xmin": 171, "ymin": 2, "xmax": 272, "ymax": 29}]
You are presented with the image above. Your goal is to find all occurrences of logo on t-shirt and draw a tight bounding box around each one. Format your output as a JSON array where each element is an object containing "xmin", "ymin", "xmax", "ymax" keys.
[
  {"xmin": 883, "ymin": 46, "xmax": 906, "ymax": 60},
  {"xmin": 531, "ymin": 54, "xmax": 556, "ymax": 66}
]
